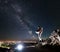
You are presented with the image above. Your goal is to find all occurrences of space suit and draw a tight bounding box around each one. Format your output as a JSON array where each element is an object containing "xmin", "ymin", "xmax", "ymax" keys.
[{"xmin": 35, "ymin": 26, "xmax": 43, "ymax": 41}]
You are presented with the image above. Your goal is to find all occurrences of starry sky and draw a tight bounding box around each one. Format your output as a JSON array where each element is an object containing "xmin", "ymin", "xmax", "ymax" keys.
[{"xmin": 0, "ymin": 0, "xmax": 60, "ymax": 40}]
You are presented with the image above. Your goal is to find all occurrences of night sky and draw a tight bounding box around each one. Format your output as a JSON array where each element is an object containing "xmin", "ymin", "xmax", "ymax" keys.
[{"xmin": 0, "ymin": 0, "xmax": 60, "ymax": 40}]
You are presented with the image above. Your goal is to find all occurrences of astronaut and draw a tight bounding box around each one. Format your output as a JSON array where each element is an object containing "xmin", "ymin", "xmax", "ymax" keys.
[{"xmin": 35, "ymin": 26, "xmax": 43, "ymax": 41}]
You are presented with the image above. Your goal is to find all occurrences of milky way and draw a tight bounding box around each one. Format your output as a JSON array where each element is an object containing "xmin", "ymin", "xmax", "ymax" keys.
[
  {"xmin": 0, "ymin": 0, "xmax": 36, "ymax": 40},
  {"xmin": 0, "ymin": 0, "xmax": 60, "ymax": 40}
]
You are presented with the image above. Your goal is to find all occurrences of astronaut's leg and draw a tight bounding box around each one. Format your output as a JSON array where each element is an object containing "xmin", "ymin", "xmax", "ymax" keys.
[{"xmin": 38, "ymin": 34, "xmax": 42, "ymax": 41}]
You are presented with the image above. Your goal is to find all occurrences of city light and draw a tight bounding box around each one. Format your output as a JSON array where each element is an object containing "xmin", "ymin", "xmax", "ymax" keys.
[{"xmin": 15, "ymin": 44, "xmax": 24, "ymax": 51}]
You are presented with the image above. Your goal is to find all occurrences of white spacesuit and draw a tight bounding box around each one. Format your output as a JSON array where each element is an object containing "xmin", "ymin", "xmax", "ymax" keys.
[{"xmin": 35, "ymin": 27, "xmax": 43, "ymax": 41}]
